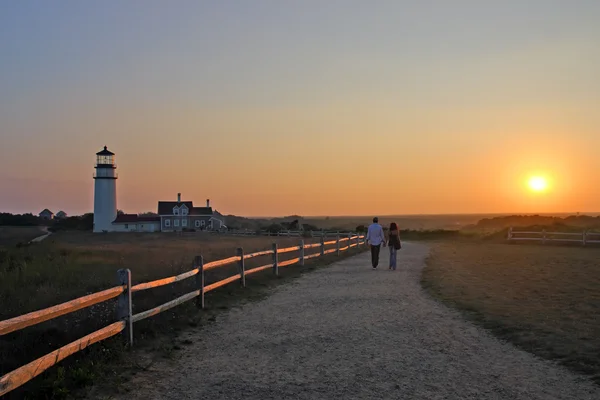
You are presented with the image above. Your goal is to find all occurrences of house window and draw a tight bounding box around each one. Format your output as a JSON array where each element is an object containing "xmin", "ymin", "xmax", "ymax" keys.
[
  {"xmin": 182, "ymin": 219, "xmax": 187, "ymax": 227},
  {"xmin": 173, "ymin": 207, "xmax": 179, "ymax": 215},
  {"xmin": 165, "ymin": 219, "xmax": 171, "ymax": 227},
  {"xmin": 125, "ymin": 224, "xmax": 128, "ymax": 229},
  {"xmin": 200, "ymin": 220, "xmax": 205, "ymax": 227},
  {"xmin": 195, "ymin": 220, "xmax": 201, "ymax": 228},
  {"xmin": 181, "ymin": 207, "xmax": 188, "ymax": 216},
  {"xmin": 174, "ymin": 219, "xmax": 180, "ymax": 227}
]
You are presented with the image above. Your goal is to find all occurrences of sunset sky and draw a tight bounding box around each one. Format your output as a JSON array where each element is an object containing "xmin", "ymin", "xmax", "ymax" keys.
[{"xmin": 1, "ymin": 1, "xmax": 599, "ymax": 217}]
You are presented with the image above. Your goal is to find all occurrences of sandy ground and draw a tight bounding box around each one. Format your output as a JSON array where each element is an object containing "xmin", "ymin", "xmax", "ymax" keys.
[{"xmin": 111, "ymin": 242, "xmax": 600, "ymax": 400}]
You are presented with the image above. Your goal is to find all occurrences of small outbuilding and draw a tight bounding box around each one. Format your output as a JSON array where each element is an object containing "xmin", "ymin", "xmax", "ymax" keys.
[{"xmin": 39, "ymin": 209, "xmax": 54, "ymax": 220}]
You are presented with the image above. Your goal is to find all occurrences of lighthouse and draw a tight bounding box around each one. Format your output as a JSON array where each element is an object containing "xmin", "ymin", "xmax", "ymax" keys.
[{"xmin": 93, "ymin": 146, "xmax": 118, "ymax": 232}]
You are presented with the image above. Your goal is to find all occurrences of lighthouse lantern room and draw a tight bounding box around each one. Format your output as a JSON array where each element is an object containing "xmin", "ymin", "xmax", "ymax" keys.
[{"xmin": 93, "ymin": 146, "xmax": 118, "ymax": 232}]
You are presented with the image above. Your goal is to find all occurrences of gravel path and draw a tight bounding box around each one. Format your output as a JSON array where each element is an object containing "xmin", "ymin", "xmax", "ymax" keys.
[{"xmin": 116, "ymin": 242, "xmax": 600, "ymax": 400}]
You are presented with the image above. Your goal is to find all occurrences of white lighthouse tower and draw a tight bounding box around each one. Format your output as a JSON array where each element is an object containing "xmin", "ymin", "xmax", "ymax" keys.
[{"xmin": 93, "ymin": 146, "xmax": 118, "ymax": 232}]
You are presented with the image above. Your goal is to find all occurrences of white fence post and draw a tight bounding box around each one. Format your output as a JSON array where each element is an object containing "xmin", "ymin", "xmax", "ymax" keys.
[
  {"xmin": 299, "ymin": 240, "xmax": 305, "ymax": 266},
  {"xmin": 336, "ymin": 235, "xmax": 340, "ymax": 256},
  {"xmin": 542, "ymin": 229, "xmax": 546, "ymax": 245}
]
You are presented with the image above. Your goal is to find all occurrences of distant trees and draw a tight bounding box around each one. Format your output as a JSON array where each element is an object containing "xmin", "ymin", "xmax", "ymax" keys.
[
  {"xmin": 49, "ymin": 213, "xmax": 93, "ymax": 232},
  {"xmin": 0, "ymin": 213, "xmax": 41, "ymax": 226},
  {"xmin": 302, "ymin": 223, "xmax": 318, "ymax": 231},
  {"xmin": 472, "ymin": 214, "xmax": 600, "ymax": 231},
  {"xmin": 281, "ymin": 219, "xmax": 300, "ymax": 230},
  {"xmin": 264, "ymin": 223, "xmax": 284, "ymax": 234},
  {"xmin": 355, "ymin": 225, "xmax": 366, "ymax": 233}
]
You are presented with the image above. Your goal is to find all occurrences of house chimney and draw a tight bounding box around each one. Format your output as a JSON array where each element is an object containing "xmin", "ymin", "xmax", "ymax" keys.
[
  {"xmin": 206, "ymin": 199, "xmax": 210, "ymax": 208},
  {"xmin": 177, "ymin": 193, "xmax": 181, "ymax": 202}
]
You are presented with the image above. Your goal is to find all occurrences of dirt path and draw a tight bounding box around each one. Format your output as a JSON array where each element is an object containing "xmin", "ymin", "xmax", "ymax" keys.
[
  {"xmin": 113, "ymin": 242, "xmax": 599, "ymax": 399},
  {"xmin": 30, "ymin": 226, "xmax": 51, "ymax": 243}
]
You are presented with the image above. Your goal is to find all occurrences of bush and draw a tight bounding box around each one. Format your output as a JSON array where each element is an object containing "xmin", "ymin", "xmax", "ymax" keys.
[
  {"xmin": 264, "ymin": 224, "xmax": 283, "ymax": 234},
  {"xmin": 0, "ymin": 213, "xmax": 42, "ymax": 226},
  {"xmin": 49, "ymin": 214, "xmax": 93, "ymax": 232}
]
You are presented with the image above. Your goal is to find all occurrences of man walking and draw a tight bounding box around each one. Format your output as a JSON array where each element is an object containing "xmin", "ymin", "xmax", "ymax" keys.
[{"xmin": 366, "ymin": 217, "xmax": 385, "ymax": 269}]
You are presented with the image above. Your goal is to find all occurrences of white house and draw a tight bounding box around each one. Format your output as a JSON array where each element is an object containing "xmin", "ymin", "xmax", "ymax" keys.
[{"xmin": 158, "ymin": 193, "xmax": 225, "ymax": 232}]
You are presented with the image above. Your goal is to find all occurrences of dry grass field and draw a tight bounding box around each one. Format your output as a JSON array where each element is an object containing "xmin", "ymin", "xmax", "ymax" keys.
[
  {"xmin": 422, "ymin": 241, "xmax": 600, "ymax": 385},
  {"xmin": 1, "ymin": 231, "xmax": 363, "ymax": 399},
  {"xmin": 0, "ymin": 226, "xmax": 45, "ymax": 247}
]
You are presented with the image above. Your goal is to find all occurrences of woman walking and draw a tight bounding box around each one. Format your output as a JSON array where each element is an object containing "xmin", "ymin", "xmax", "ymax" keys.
[{"xmin": 387, "ymin": 222, "xmax": 401, "ymax": 270}]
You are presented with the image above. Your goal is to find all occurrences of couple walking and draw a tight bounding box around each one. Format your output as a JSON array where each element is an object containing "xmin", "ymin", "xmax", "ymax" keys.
[{"xmin": 365, "ymin": 217, "xmax": 401, "ymax": 270}]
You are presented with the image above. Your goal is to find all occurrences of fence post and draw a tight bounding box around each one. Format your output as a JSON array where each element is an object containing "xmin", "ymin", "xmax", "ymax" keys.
[
  {"xmin": 272, "ymin": 243, "xmax": 279, "ymax": 276},
  {"xmin": 348, "ymin": 233, "xmax": 352, "ymax": 250},
  {"xmin": 320, "ymin": 236, "xmax": 325, "ymax": 257},
  {"xmin": 508, "ymin": 227, "xmax": 513, "ymax": 241},
  {"xmin": 195, "ymin": 255, "xmax": 204, "ymax": 309},
  {"xmin": 117, "ymin": 269, "xmax": 133, "ymax": 347},
  {"xmin": 237, "ymin": 248, "xmax": 246, "ymax": 287},
  {"xmin": 299, "ymin": 240, "xmax": 305, "ymax": 266},
  {"xmin": 542, "ymin": 229, "xmax": 546, "ymax": 245},
  {"xmin": 336, "ymin": 235, "xmax": 340, "ymax": 256},
  {"xmin": 583, "ymin": 230, "xmax": 587, "ymax": 247}
]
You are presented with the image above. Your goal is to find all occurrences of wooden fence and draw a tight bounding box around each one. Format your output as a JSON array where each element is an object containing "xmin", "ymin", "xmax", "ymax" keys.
[
  {"xmin": 213, "ymin": 230, "xmax": 359, "ymax": 238},
  {"xmin": 507, "ymin": 227, "xmax": 600, "ymax": 245},
  {"xmin": 0, "ymin": 234, "xmax": 366, "ymax": 396}
]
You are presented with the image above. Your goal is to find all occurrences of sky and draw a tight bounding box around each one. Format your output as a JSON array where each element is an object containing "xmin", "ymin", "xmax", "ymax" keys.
[{"xmin": 1, "ymin": 0, "xmax": 599, "ymax": 217}]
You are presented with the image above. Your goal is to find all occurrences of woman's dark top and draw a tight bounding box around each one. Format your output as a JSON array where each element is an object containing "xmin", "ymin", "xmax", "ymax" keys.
[{"xmin": 388, "ymin": 229, "xmax": 401, "ymax": 249}]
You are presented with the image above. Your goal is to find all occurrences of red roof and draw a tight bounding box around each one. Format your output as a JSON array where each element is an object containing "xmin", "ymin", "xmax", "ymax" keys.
[{"xmin": 113, "ymin": 214, "xmax": 160, "ymax": 223}]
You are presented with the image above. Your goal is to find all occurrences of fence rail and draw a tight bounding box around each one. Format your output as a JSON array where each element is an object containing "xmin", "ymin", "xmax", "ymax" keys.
[
  {"xmin": 214, "ymin": 229, "xmax": 360, "ymax": 237},
  {"xmin": 0, "ymin": 235, "xmax": 366, "ymax": 397},
  {"xmin": 507, "ymin": 227, "xmax": 600, "ymax": 245}
]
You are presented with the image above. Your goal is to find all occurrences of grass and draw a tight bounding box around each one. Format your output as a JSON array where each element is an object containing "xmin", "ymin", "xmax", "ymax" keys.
[
  {"xmin": 0, "ymin": 231, "xmax": 365, "ymax": 399},
  {"xmin": 421, "ymin": 240, "xmax": 600, "ymax": 385},
  {"xmin": 0, "ymin": 226, "xmax": 45, "ymax": 247}
]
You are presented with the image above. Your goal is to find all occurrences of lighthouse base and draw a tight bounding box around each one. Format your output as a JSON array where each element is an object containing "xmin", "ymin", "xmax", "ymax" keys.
[{"xmin": 93, "ymin": 178, "xmax": 117, "ymax": 232}]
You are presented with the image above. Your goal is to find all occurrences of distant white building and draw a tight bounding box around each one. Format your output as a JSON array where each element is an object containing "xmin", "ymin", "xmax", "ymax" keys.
[
  {"xmin": 39, "ymin": 209, "xmax": 54, "ymax": 220},
  {"xmin": 92, "ymin": 147, "xmax": 224, "ymax": 233},
  {"xmin": 111, "ymin": 213, "xmax": 161, "ymax": 232}
]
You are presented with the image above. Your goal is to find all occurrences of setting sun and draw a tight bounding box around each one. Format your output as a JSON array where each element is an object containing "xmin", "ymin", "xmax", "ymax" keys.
[{"xmin": 528, "ymin": 176, "xmax": 548, "ymax": 192}]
